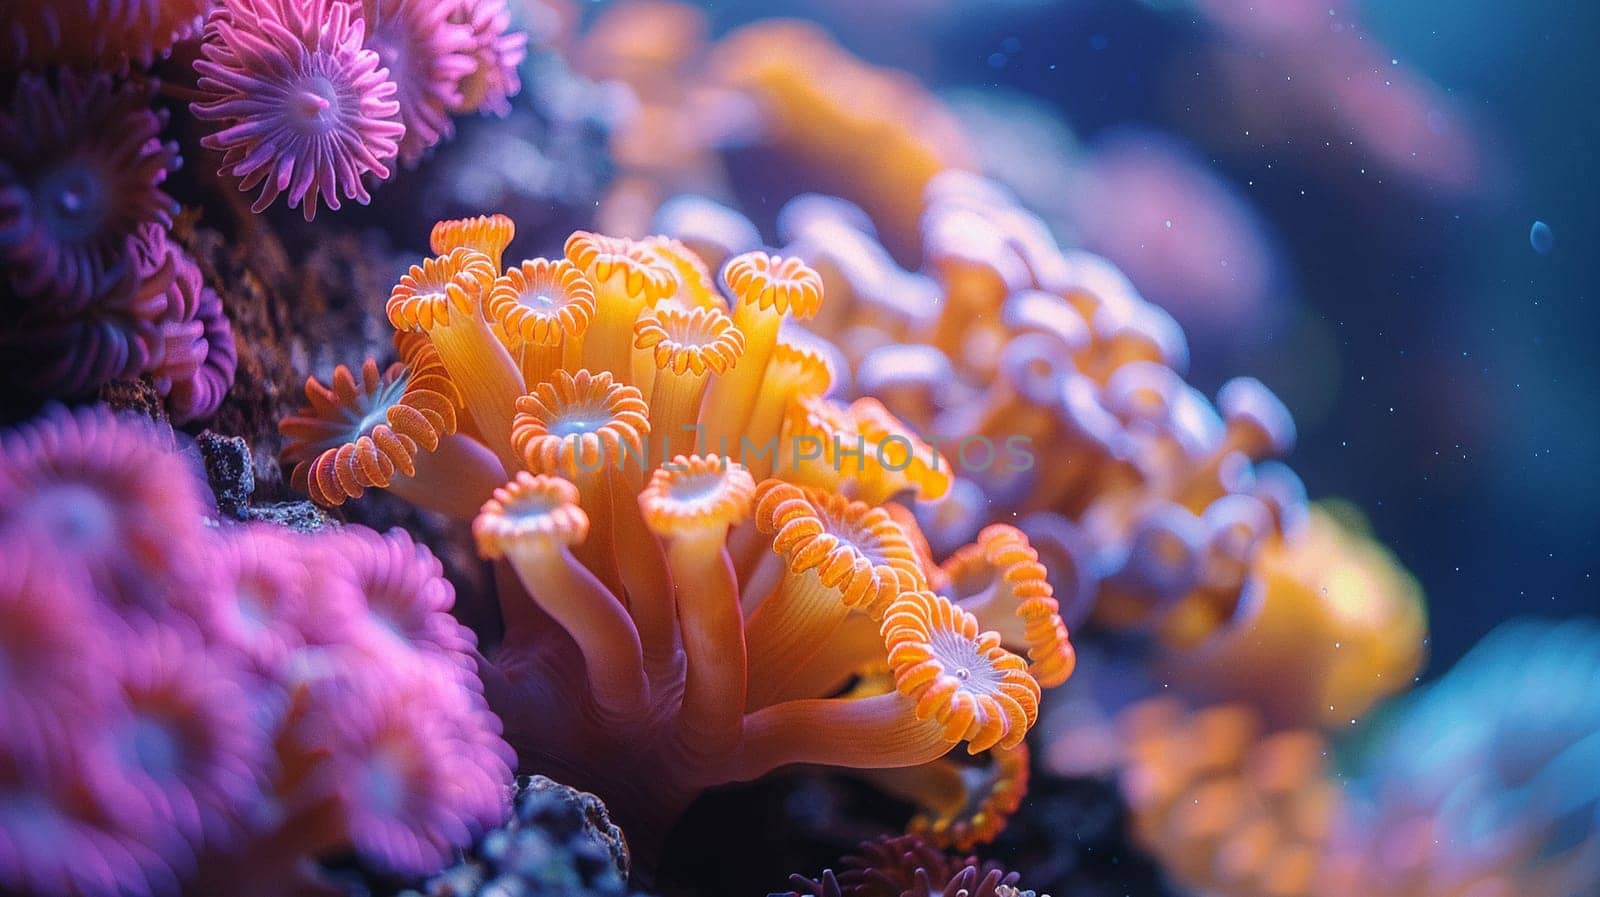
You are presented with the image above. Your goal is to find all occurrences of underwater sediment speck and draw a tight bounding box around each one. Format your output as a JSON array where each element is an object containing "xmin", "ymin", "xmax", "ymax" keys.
[{"xmin": 2, "ymin": 1, "xmax": 1596, "ymax": 896}]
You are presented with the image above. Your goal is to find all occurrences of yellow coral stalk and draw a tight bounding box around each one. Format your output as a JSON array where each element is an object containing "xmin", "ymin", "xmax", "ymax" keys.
[
  {"xmin": 565, "ymin": 231, "xmax": 678, "ymax": 384},
  {"xmin": 475, "ymin": 473, "xmax": 647, "ymax": 720},
  {"xmin": 699, "ymin": 252, "xmax": 823, "ymax": 455},
  {"xmin": 633, "ymin": 305, "xmax": 745, "ymax": 468},
  {"xmin": 639, "ymin": 455, "xmax": 756, "ymax": 750},
  {"xmin": 386, "ymin": 248, "xmax": 524, "ymax": 474}
]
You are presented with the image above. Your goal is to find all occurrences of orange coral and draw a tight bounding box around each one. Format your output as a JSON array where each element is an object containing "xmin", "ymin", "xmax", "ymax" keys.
[
  {"xmin": 284, "ymin": 215, "xmax": 1075, "ymax": 860},
  {"xmin": 564, "ymin": 229, "xmax": 679, "ymax": 380},
  {"xmin": 860, "ymin": 742, "xmax": 1031, "ymax": 853},
  {"xmin": 576, "ymin": 3, "xmax": 976, "ymax": 249},
  {"xmin": 699, "ymin": 251, "xmax": 824, "ymax": 454},
  {"xmin": 705, "ymin": 19, "xmax": 976, "ymax": 255},
  {"xmin": 1162, "ymin": 504, "xmax": 1427, "ymax": 729},
  {"xmin": 512, "ymin": 369, "xmax": 651, "ymax": 476},
  {"xmin": 1118, "ymin": 700, "xmax": 1339, "ymax": 897},
  {"xmin": 487, "ymin": 257, "xmax": 596, "ymax": 385},
  {"xmin": 639, "ymin": 234, "xmax": 724, "ymax": 311},
  {"xmin": 645, "ymin": 173, "xmax": 1426, "ymax": 735},
  {"xmin": 431, "ymin": 213, "xmax": 516, "ymax": 267},
  {"xmin": 942, "ymin": 525, "xmax": 1075, "ymax": 689},
  {"xmin": 280, "ymin": 342, "xmax": 500, "ymax": 518},
  {"xmin": 385, "ymin": 245, "xmax": 522, "ymax": 470},
  {"xmin": 742, "ymin": 480, "xmax": 924, "ymax": 707},
  {"xmin": 848, "ymin": 397, "xmax": 952, "ymax": 503},
  {"xmin": 882, "ymin": 589, "xmax": 1040, "ymax": 754},
  {"xmin": 633, "ymin": 304, "xmax": 744, "ymax": 463}
]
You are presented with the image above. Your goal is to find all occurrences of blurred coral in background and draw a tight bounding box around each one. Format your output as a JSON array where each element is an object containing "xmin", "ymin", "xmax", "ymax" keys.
[
  {"xmin": 577, "ymin": 1, "xmax": 975, "ymax": 258},
  {"xmin": 1323, "ymin": 618, "xmax": 1600, "ymax": 897}
]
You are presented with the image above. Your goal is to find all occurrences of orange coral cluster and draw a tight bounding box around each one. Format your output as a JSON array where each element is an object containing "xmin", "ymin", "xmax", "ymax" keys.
[
  {"xmin": 281, "ymin": 214, "xmax": 1073, "ymax": 857},
  {"xmin": 578, "ymin": 0, "xmax": 1432, "ymax": 733},
  {"xmin": 650, "ymin": 173, "xmax": 1426, "ymax": 735},
  {"xmin": 634, "ymin": 168, "xmax": 1434, "ymax": 894},
  {"xmin": 576, "ymin": 1, "xmax": 975, "ymax": 252},
  {"xmin": 1117, "ymin": 700, "xmax": 1339, "ymax": 897}
]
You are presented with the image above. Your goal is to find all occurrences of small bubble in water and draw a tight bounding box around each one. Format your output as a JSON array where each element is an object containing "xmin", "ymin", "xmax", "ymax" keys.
[{"xmin": 1530, "ymin": 220, "xmax": 1554, "ymax": 254}]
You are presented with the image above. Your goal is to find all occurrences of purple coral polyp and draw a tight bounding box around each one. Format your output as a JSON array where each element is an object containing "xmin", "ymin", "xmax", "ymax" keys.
[
  {"xmin": 192, "ymin": 0, "xmax": 406, "ymax": 220},
  {"xmin": 0, "ymin": 406, "xmax": 205, "ymax": 601},
  {"xmin": 189, "ymin": 0, "xmax": 528, "ymax": 217},
  {"xmin": 326, "ymin": 525, "xmax": 483, "ymax": 676},
  {"xmin": 452, "ymin": 0, "xmax": 528, "ymax": 118},
  {"xmin": 0, "ymin": 71, "xmax": 177, "ymax": 311},
  {"xmin": 362, "ymin": 0, "xmax": 478, "ymax": 167},
  {"xmin": 147, "ymin": 243, "xmax": 237, "ymax": 424},
  {"xmin": 282, "ymin": 655, "xmax": 513, "ymax": 875},
  {"xmin": 0, "ymin": 407, "xmax": 513, "ymax": 896},
  {"xmin": 0, "ymin": 86, "xmax": 233, "ymax": 416}
]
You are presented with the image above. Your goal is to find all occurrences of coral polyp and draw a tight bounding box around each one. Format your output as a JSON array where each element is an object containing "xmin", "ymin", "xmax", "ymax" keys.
[
  {"xmin": 0, "ymin": 403, "xmax": 205, "ymax": 601},
  {"xmin": 278, "ymin": 654, "xmax": 511, "ymax": 876},
  {"xmin": 450, "ymin": 0, "xmax": 527, "ymax": 118},
  {"xmin": 882, "ymin": 589, "xmax": 1042, "ymax": 755},
  {"xmin": 279, "ymin": 341, "xmax": 483, "ymax": 514},
  {"xmin": 104, "ymin": 626, "xmax": 269, "ymax": 856},
  {"xmin": 192, "ymin": 0, "xmax": 406, "ymax": 220},
  {"xmin": 0, "ymin": 71, "xmax": 177, "ymax": 311},
  {"xmin": 145, "ymin": 239, "xmax": 237, "ymax": 424},
  {"xmin": 361, "ymin": 0, "xmax": 477, "ymax": 167}
]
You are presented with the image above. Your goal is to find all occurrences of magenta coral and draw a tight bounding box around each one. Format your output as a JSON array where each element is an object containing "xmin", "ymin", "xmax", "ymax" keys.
[
  {"xmin": 203, "ymin": 523, "xmax": 353, "ymax": 670},
  {"xmin": 361, "ymin": 0, "xmax": 477, "ymax": 167},
  {"xmin": 0, "ymin": 726, "xmax": 180, "ymax": 897},
  {"xmin": 0, "ymin": 268, "xmax": 168, "ymax": 399},
  {"xmin": 0, "ymin": 71, "xmax": 177, "ymax": 311},
  {"xmin": 148, "ymin": 243, "xmax": 237, "ymax": 424},
  {"xmin": 1, "ymin": 221, "xmax": 235, "ymax": 413},
  {"xmin": 324, "ymin": 525, "xmax": 480, "ymax": 675},
  {"xmin": 0, "ymin": 536, "xmax": 112, "ymax": 757},
  {"xmin": 148, "ymin": 271, "xmax": 208, "ymax": 404},
  {"xmin": 0, "ymin": 406, "xmax": 514, "ymax": 894},
  {"xmin": 105, "ymin": 625, "xmax": 269, "ymax": 855},
  {"xmin": 280, "ymin": 655, "xmax": 513, "ymax": 875},
  {"xmin": 0, "ymin": 405, "xmax": 204, "ymax": 603},
  {"xmin": 451, "ymin": 0, "xmax": 528, "ymax": 118},
  {"xmin": 0, "ymin": 0, "xmax": 215, "ymax": 68},
  {"xmin": 191, "ymin": 0, "xmax": 405, "ymax": 220}
]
